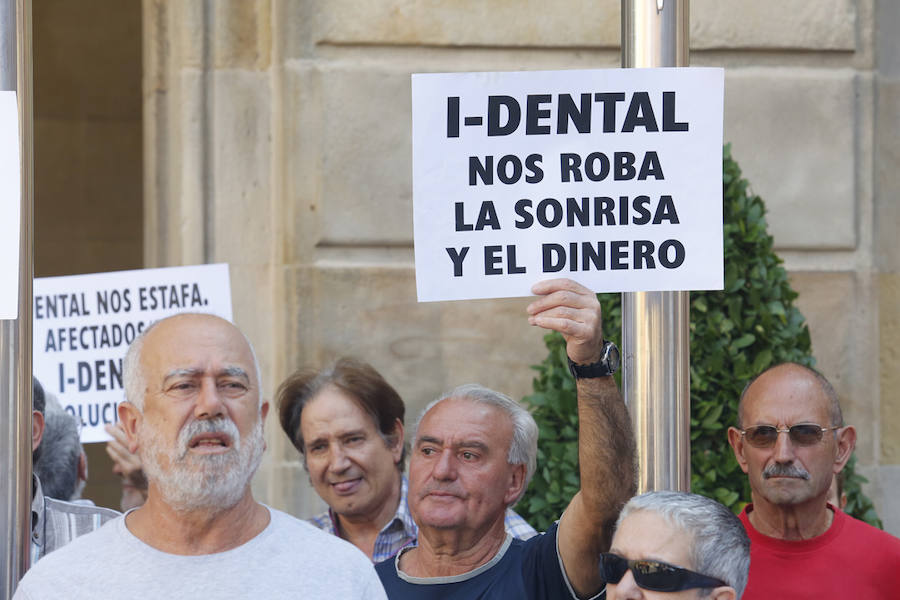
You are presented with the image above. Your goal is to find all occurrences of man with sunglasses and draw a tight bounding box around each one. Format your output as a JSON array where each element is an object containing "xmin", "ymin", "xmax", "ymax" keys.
[
  {"xmin": 603, "ymin": 491, "xmax": 749, "ymax": 599},
  {"xmin": 727, "ymin": 362, "xmax": 900, "ymax": 598}
]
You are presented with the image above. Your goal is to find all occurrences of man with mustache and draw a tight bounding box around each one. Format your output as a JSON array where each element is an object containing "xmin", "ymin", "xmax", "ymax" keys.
[
  {"xmin": 727, "ymin": 362, "xmax": 900, "ymax": 598},
  {"xmin": 15, "ymin": 313, "xmax": 386, "ymax": 600},
  {"xmin": 375, "ymin": 279, "xmax": 636, "ymax": 599}
]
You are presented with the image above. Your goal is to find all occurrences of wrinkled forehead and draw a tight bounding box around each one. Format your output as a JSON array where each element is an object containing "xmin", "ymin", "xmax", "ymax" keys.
[
  {"xmin": 743, "ymin": 366, "xmax": 831, "ymax": 424},
  {"xmin": 142, "ymin": 315, "xmax": 257, "ymax": 383},
  {"xmin": 417, "ymin": 396, "xmax": 511, "ymax": 445}
]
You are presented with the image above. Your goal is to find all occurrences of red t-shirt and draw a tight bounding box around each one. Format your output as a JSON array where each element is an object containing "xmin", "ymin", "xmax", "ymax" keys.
[{"xmin": 739, "ymin": 504, "xmax": 900, "ymax": 599}]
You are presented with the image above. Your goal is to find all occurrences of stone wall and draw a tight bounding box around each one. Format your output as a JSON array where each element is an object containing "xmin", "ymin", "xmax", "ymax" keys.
[{"xmin": 143, "ymin": 0, "xmax": 900, "ymax": 534}]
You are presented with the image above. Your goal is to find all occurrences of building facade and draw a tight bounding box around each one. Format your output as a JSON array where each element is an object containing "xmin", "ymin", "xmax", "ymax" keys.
[{"xmin": 35, "ymin": 0, "xmax": 900, "ymax": 534}]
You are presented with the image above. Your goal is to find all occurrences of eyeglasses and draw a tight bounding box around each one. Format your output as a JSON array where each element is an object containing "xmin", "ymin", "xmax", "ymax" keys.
[
  {"xmin": 740, "ymin": 424, "xmax": 840, "ymax": 448},
  {"xmin": 600, "ymin": 553, "xmax": 727, "ymax": 592}
]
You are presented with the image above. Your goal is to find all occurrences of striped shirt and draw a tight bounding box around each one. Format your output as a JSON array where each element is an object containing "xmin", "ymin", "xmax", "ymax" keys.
[
  {"xmin": 309, "ymin": 476, "xmax": 537, "ymax": 563},
  {"xmin": 30, "ymin": 476, "xmax": 120, "ymax": 566}
]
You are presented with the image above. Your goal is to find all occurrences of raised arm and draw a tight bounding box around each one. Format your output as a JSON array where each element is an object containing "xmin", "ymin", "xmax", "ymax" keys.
[{"xmin": 527, "ymin": 278, "xmax": 636, "ymax": 598}]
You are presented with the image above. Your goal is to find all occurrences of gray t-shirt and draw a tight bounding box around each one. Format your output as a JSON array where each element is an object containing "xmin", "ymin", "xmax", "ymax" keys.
[{"xmin": 14, "ymin": 506, "xmax": 387, "ymax": 600}]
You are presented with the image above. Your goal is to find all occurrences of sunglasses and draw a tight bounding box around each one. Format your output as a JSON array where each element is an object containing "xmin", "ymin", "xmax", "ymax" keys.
[
  {"xmin": 600, "ymin": 553, "xmax": 726, "ymax": 592},
  {"xmin": 740, "ymin": 424, "xmax": 840, "ymax": 448}
]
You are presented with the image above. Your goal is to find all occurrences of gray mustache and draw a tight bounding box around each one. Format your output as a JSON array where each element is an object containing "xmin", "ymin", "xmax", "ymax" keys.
[
  {"xmin": 176, "ymin": 416, "xmax": 240, "ymax": 458},
  {"xmin": 421, "ymin": 484, "xmax": 467, "ymax": 498},
  {"xmin": 763, "ymin": 463, "xmax": 810, "ymax": 480}
]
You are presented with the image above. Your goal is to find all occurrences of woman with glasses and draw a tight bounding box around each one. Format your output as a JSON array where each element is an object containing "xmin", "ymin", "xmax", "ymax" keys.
[{"xmin": 602, "ymin": 491, "xmax": 749, "ymax": 599}]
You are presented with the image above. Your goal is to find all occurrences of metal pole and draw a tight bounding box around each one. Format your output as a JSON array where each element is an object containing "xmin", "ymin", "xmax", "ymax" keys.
[
  {"xmin": 0, "ymin": 0, "xmax": 32, "ymax": 595},
  {"xmin": 620, "ymin": 0, "xmax": 691, "ymax": 493}
]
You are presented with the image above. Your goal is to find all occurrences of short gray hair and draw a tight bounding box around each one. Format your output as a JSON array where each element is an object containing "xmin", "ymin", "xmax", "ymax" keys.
[
  {"xmin": 617, "ymin": 491, "xmax": 750, "ymax": 599},
  {"xmin": 413, "ymin": 383, "xmax": 538, "ymax": 505},
  {"xmin": 33, "ymin": 394, "xmax": 83, "ymax": 501},
  {"xmin": 123, "ymin": 313, "xmax": 263, "ymax": 412}
]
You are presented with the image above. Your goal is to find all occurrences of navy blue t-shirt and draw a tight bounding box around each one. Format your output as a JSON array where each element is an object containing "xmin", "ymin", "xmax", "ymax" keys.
[{"xmin": 374, "ymin": 522, "xmax": 605, "ymax": 600}]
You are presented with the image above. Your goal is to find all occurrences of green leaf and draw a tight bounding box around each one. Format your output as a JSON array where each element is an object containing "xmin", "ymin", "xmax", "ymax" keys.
[
  {"xmin": 701, "ymin": 404, "xmax": 724, "ymax": 429},
  {"xmin": 751, "ymin": 349, "xmax": 773, "ymax": 374},
  {"xmin": 767, "ymin": 300, "xmax": 786, "ymax": 317},
  {"xmin": 730, "ymin": 333, "xmax": 755, "ymax": 351}
]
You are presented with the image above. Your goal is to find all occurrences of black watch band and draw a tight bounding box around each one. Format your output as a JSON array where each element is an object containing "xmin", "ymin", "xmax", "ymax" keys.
[{"xmin": 567, "ymin": 340, "xmax": 620, "ymax": 379}]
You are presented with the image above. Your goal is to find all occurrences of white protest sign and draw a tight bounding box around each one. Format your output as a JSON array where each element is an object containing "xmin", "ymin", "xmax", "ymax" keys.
[
  {"xmin": 33, "ymin": 263, "xmax": 232, "ymax": 443},
  {"xmin": 0, "ymin": 91, "xmax": 20, "ymax": 318},
  {"xmin": 412, "ymin": 67, "xmax": 724, "ymax": 302}
]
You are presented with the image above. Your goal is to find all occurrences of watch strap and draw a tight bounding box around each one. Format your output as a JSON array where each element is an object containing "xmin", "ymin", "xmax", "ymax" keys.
[{"xmin": 567, "ymin": 340, "xmax": 619, "ymax": 379}]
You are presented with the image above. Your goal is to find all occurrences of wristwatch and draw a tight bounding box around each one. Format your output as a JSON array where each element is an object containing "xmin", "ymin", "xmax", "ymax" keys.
[{"xmin": 567, "ymin": 340, "xmax": 620, "ymax": 379}]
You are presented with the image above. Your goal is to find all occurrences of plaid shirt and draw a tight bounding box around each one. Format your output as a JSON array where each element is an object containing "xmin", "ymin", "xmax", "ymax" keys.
[
  {"xmin": 30, "ymin": 475, "xmax": 120, "ymax": 566},
  {"xmin": 309, "ymin": 476, "xmax": 537, "ymax": 563}
]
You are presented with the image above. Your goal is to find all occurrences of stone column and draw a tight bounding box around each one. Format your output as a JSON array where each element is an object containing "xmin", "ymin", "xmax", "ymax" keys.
[{"xmin": 875, "ymin": 0, "xmax": 900, "ymax": 532}]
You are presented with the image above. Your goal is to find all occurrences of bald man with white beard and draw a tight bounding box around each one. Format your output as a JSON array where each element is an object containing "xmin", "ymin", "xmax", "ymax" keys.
[{"xmin": 15, "ymin": 313, "xmax": 386, "ymax": 600}]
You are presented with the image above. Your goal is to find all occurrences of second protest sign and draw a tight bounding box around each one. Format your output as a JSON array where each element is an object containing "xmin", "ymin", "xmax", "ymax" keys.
[{"xmin": 33, "ymin": 263, "xmax": 233, "ymax": 443}]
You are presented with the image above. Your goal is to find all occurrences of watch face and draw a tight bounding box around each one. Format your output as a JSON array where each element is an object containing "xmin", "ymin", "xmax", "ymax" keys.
[{"xmin": 605, "ymin": 342, "xmax": 620, "ymax": 373}]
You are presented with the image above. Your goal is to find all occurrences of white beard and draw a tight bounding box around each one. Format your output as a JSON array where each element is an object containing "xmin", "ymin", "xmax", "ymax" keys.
[{"xmin": 139, "ymin": 414, "xmax": 265, "ymax": 513}]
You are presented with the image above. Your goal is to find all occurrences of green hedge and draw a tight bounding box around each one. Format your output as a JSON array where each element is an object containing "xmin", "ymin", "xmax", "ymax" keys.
[{"xmin": 519, "ymin": 145, "xmax": 881, "ymax": 531}]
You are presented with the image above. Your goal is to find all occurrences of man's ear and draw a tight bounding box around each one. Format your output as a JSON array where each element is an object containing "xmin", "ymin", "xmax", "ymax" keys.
[
  {"xmin": 32, "ymin": 410, "xmax": 45, "ymax": 453},
  {"xmin": 727, "ymin": 427, "xmax": 749, "ymax": 474},
  {"xmin": 710, "ymin": 586, "xmax": 736, "ymax": 600},
  {"xmin": 77, "ymin": 451, "xmax": 88, "ymax": 483},
  {"xmin": 503, "ymin": 462, "xmax": 527, "ymax": 506},
  {"xmin": 260, "ymin": 401, "xmax": 270, "ymax": 451},
  {"xmin": 834, "ymin": 425, "xmax": 857, "ymax": 472},
  {"xmin": 389, "ymin": 418, "xmax": 405, "ymax": 464},
  {"xmin": 118, "ymin": 402, "xmax": 142, "ymax": 453}
]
